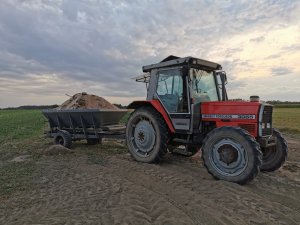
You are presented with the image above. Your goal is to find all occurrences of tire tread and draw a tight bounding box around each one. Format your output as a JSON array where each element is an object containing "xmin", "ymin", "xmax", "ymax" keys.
[
  {"xmin": 126, "ymin": 106, "xmax": 169, "ymax": 163},
  {"xmin": 54, "ymin": 130, "xmax": 72, "ymax": 149},
  {"xmin": 202, "ymin": 126, "xmax": 262, "ymax": 185},
  {"xmin": 261, "ymin": 128, "xmax": 288, "ymax": 172}
]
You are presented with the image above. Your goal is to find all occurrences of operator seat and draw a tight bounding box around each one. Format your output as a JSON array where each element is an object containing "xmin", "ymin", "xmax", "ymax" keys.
[{"xmin": 158, "ymin": 93, "xmax": 179, "ymax": 113}]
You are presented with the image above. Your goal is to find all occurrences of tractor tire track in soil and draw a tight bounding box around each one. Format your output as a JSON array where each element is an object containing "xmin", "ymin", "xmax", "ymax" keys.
[{"xmin": 0, "ymin": 136, "xmax": 300, "ymax": 225}]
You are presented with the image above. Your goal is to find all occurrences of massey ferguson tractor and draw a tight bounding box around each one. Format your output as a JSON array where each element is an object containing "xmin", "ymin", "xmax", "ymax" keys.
[{"xmin": 126, "ymin": 55, "xmax": 288, "ymax": 184}]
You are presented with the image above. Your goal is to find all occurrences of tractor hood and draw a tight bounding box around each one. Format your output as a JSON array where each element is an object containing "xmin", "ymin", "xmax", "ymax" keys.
[
  {"xmin": 201, "ymin": 101, "xmax": 261, "ymax": 121},
  {"xmin": 201, "ymin": 101, "xmax": 273, "ymax": 138},
  {"xmin": 201, "ymin": 101, "xmax": 264, "ymax": 137}
]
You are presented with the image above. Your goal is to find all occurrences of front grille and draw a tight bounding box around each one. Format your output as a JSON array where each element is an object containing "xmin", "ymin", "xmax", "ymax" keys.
[{"xmin": 261, "ymin": 105, "xmax": 273, "ymax": 136}]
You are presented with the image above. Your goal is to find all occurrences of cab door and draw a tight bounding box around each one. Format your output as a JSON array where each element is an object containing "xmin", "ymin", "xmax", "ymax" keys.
[
  {"xmin": 189, "ymin": 68, "xmax": 221, "ymax": 132},
  {"xmin": 155, "ymin": 68, "xmax": 191, "ymax": 133}
]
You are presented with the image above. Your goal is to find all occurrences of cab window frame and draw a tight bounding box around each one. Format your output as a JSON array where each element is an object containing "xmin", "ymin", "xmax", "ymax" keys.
[{"xmin": 156, "ymin": 67, "xmax": 190, "ymax": 114}]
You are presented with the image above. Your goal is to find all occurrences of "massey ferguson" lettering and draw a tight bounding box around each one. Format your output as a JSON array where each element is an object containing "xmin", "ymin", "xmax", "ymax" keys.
[{"xmin": 202, "ymin": 114, "xmax": 256, "ymax": 119}]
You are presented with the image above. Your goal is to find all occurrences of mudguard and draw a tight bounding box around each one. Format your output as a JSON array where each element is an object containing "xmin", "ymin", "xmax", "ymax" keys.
[{"xmin": 127, "ymin": 100, "xmax": 175, "ymax": 133}]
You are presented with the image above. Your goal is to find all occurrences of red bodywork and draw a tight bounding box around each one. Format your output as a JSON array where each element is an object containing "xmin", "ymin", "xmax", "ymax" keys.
[
  {"xmin": 127, "ymin": 100, "xmax": 176, "ymax": 133},
  {"xmin": 201, "ymin": 101, "xmax": 261, "ymax": 137},
  {"xmin": 128, "ymin": 100, "xmax": 261, "ymax": 137}
]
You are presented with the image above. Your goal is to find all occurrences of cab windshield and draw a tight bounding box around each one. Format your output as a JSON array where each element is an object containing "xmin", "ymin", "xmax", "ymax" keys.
[{"xmin": 189, "ymin": 68, "xmax": 219, "ymax": 103}]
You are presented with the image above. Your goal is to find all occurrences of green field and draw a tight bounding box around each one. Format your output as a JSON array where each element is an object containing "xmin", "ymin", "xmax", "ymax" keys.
[
  {"xmin": 273, "ymin": 108, "xmax": 300, "ymax": 134},
  {"xmin": 0, "ymin": 110, "xmax": 45, "ymax": 196},
  {"xmin": 0, "ymin": 110, "xmax": 45, "ymax": 144},
  {"xmin": 273, "ymin": 104, "xmax": 300, "ymax": 108}
]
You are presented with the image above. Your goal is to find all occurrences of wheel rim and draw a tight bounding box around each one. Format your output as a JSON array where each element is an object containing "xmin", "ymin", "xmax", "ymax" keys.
[
  {"xmin": 209, "ymin": 138, "xmax": 248, "ymax": 176},
  {"xmin": 56, "ymin": 136, "xmax": 64, "ymax": 145},
  {"xmin": 130, "ymin": 117, "xmax": 156, "ymax": 157}
]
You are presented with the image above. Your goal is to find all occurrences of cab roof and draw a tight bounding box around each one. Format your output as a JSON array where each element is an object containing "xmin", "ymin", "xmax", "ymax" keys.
[{"xmin": 142, "ymin": 55, "xmax": 222, "ymax": 72}]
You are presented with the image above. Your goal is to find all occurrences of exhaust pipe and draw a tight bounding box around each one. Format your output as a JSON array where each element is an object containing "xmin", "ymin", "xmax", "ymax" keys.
[{"xmin": 250, "ymin": 95, "xmax": 260, "ymax": 102}]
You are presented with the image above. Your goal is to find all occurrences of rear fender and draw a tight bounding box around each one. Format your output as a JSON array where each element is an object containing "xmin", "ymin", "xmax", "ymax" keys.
[{"xmin": 127, "ymin": 100, "xmax": 175, "ymax": 133}]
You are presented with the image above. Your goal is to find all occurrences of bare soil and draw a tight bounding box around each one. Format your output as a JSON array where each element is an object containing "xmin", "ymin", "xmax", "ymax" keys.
[
  {"xmin": 0, "ymin": 136, "xmax": 299, "ymax": 225},
  {"xmin": 57, "ymin": 92, "xmax": 119, "ymax": 110},
  {"xmin": 43, "ymin": 145, "xmax": 74, "ymax": 156}
]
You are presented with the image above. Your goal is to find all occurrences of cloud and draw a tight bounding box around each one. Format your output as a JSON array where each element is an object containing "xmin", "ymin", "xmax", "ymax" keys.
[
  {"xmin": 271, "ymin": 67, "xmax": 293, "ymax": 76},
  {"xmin": 249, "ymin": 36, "xmax": 265, "ymax": 43},
  {"xmin": 281, "ymin": 44, "xmax": 300, "ymax": 52},
  {"xmin": 0, "ymin": 0, "xmax": 300, "ymax": 107},
  {"xmin": 265, "ymin": 54, "xmax": 281, "ymax": 59},
  {"xmin": 229, "ymin": 73, "xmax": 300, "ymax": 101}
]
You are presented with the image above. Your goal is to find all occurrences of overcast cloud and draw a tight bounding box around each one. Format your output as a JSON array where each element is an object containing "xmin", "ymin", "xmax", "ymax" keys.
[{"xmin": 0, "ymin": 0, "xmax": 300, "ymax": 107}]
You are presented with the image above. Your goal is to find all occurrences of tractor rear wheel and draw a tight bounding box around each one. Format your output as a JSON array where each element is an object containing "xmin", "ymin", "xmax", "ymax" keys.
[
  {"xmin": 126, "ymin": 106, "xmax": 169, "ymax": 163},
  {"xmin": 54, "ymin": 130, "xmax": 72, "ymax": 149},
  {"xmin": 202, "ymin": 126, "xmax": 262, "ymax": 184},
  {"xmin": 260, "ymin": 129, "xmax": 288, "ymax": 172}
]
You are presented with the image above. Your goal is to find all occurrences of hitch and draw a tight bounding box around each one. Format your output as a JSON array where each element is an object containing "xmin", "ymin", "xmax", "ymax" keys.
[{"xmin": 257, "ymin": 136, "xmax": 276, "ymax": 148}]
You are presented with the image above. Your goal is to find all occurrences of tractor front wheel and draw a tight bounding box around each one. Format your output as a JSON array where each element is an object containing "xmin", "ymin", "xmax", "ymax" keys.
[
  {"xmin": 202, "ymin": 126, "xmax": 262, "ymax": 184},
  {"xmin": 126, "ymin": 106, "xmax": 169, "ymax": 163},
  {"xmin": 260, "ymin": 129, "xmax": 288, "ymax": 172}
]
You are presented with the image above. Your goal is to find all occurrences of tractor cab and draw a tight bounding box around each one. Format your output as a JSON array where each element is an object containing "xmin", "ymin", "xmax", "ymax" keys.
[{"xmin": 134, "ymin": 55, "xmax": 227, "ymax": 133}]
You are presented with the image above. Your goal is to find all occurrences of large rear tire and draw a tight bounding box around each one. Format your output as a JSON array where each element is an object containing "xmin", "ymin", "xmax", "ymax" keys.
[
  {"xmin": 126, "ymin": 106, "xmax": 169, "ymax": 163},
  {"xmin": 202, "ymin": 126, "xmax": 262, "ymax": 184},
  {"xmin": 260, "ymin": 129, "xmax": 288, "ymax": 172}
]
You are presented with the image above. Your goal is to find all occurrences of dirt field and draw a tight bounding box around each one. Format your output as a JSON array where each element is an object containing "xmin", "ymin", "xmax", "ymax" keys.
[{"xmin": 0, "ymin": 135, "xmax": 299, "ymax": 225}]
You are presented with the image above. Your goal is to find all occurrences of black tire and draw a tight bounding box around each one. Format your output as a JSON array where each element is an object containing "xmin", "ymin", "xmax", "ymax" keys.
[
  {"xmin": 126, "ymin": 106, "xmax": 169, "ymax": 163},
  {"xmin": 87, "ymin": 138, "xmax": 101, "ymax": 145},
  {"xmin": 168, "ymin": 145, "xmax": 200, "ymax": 157},
  {"xmin": 260, "ymin": 129, "xmax": 288, "ymax": 172},
  {"xmin": 54, "ymin": 130, "xmax": 72, "ymax": 149},
  {"xmin": 202, "ymin": 126, "xmax": 262, "ymax": 185}
]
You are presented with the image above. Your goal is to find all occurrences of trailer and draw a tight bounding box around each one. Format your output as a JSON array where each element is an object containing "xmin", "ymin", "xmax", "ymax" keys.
[{"xmin": 42, "ymin": 109, "xmax": 128, "ymax": 148}]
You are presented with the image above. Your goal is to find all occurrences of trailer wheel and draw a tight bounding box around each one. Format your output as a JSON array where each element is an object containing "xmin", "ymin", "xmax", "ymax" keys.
[
  {"xmin": 54, "ymin": 130, "xmax": 72, "ymax": 149},
  {"xmin": 202, "ymin": 126, "xmax": 262, "ymax": 184},
  {"xmin": 126, "ymin": 106, "xmax": 169, "ymax": 163},
  {"xmin": 260, "ymin": 129, "xmax": 288, "ymax": 172}
]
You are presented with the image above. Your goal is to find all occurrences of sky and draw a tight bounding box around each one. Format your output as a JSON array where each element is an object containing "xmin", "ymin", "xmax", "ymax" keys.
[{"xmin": 0, "ymin": 0, "xmax": 300, "ymax": 107}]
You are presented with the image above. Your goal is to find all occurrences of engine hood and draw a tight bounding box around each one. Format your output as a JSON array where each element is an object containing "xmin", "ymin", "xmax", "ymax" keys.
[{"xmin": 201, "ymin": 101, "xmax": 261, "ymax": 122}]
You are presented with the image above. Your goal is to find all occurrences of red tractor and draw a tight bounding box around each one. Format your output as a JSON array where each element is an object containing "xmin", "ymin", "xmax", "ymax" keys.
[{"xmin": 126, "ymin": 55, "xmax": 287, "ymax": 184}]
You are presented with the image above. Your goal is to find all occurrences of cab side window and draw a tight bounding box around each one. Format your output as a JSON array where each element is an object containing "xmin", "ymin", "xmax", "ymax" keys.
[{"xmin": 157, "ymin": 69, "xmax": 188, "ymax": 113}]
